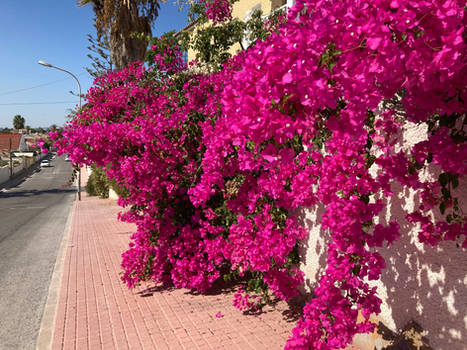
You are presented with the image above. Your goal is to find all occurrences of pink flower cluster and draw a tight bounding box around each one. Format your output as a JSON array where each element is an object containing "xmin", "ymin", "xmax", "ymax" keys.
[
  {"xmin": 38, "ymin": 139, "xmax": 49, "ymax": 154},
  {"xmin": 233, "ymin": 289, "xmax": 262, "ymax": 311},
  {"xmin": 202, "ymin": 0, "xmax": 233, "ymax": 25},
  {"xmin": 149, "ymin": 35, "xmax": 186, "ymax": 74},
  {"xmin": 53, "ymin": 0, "xmax": 466, "ymax": 349}
]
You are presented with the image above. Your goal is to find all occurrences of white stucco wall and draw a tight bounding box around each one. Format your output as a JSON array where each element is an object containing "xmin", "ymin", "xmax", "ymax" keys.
[
  {"xmin": 0, "ymin": 155, "xmax": 41, "ymax": 187},
  {"xmin": 299, "ymin": 122, "xmax": 467, "ymax": 349},
  {"xmin": 108, "ymin": 187, "xmax": 119, "ymax": 200},
  {"xmin": 12, "ymin": 162, "xmax": 24, "ymax": 175},
  {"xmin": 0, "ymin": 167, "xmax": 10, "ymax": 185},
  {"xmin": 0, "ymin": 163, "xmax": 24, "ymax": 186}
]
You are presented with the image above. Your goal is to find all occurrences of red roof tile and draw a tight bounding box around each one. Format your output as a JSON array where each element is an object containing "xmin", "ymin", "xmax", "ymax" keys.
[{"xmin": 0, "ymin": 133, "xmax": 22, "ymax": 152}]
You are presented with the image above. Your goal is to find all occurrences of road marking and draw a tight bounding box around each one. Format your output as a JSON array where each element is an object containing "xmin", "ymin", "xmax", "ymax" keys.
[{"xmin": 1, "ymin": 207, "xmax": 47, "ymax": 210}]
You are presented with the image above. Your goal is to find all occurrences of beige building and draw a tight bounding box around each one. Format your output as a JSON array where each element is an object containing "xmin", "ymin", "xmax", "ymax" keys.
[
  {"xmin": 185, "ymin": 0, "xmax": 294, "ymax": 62},
  {"xmin": 232, "ymin": 0, "xmax": 292, "ymax": 23}
]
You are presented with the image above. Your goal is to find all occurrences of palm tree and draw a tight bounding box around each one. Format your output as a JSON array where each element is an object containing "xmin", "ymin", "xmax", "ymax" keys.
[
  {"xmin": 13, "ymin": 115, "xmax": 25, "ymax": 130},
  {"xmin": 78, "ymin": 0, "xmax": 160, "ymax": 70}
]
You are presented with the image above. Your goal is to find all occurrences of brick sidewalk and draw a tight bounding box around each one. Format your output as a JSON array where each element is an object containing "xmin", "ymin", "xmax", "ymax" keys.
[{"xmin": 48, "ymin": 173, "xmax": 302, "ymax": 350}]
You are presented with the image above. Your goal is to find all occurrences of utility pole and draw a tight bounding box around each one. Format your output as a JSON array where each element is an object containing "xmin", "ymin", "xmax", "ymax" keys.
[{"xmin": 9, "ymin": 138, "xmax": 12, "ymax": 179}]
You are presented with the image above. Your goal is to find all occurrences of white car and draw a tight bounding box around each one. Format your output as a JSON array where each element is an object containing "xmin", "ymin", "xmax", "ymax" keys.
[{"xmin": 40, "ymin": 160, "xmax": 50, "ymax": 167}]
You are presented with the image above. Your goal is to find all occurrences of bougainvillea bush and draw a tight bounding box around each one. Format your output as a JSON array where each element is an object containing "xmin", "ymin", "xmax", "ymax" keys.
[{"xmin": 53, "ymin": 0, "xmax": 466, "ymax": 349}]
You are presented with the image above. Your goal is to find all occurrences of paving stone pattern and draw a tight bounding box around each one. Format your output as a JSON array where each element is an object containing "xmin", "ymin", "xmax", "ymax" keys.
[{"xmin": 51, "ymin": 173, "xmax": 301, "ymax": 350}]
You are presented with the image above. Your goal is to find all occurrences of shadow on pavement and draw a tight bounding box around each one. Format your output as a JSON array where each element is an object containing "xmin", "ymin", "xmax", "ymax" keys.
[
  {"xmin": 239, "ymin": 293, "xmax": 304, "ymax": 323},
  {"xmin": 0, "ymin": 188, "xmax": 76, "ymax": 199},
  {"xmin": 189, "ymin": 277, "xmax": 242, "ymax": 296},
  {"xmin": 137, "ymin": 284, "xmax": 176, "ymax": 297},
  {"xmin": 136, "ymin": 277, "xmax": 305, "ymax": 323}
]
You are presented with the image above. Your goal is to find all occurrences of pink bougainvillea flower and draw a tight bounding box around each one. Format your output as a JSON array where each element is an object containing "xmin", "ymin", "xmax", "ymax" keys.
[{"xmin": 49, "ymin": 0, "xmax": 466, "ymax": 349}]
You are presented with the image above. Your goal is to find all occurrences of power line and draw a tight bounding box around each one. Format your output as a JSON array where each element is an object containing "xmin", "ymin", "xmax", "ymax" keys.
[
  {"xmin": 0, "ymin": 101, "xmax": 78, "ymax": 106},
  {"xmin": 0, "ymin": 73, "xmax": 87, "ymax": 97}
]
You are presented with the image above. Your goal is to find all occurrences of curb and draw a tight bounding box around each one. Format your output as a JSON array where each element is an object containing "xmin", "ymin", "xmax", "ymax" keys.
[{"xmin": 35, "ymin": 193, "xmax": 77, "ymax": 350}]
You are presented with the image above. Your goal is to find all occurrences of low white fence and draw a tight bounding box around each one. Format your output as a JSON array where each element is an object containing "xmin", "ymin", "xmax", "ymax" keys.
[
  {"xmin": 0, "ymin": 154, "xmax": 43, "ymax": 187},
  {"xmin": 0, "ymin": 167, "xmax": 10, "ymax": 185},
  {"xmin": 12, "ymin": 162, "xmax": 24, "ymax": 175}
]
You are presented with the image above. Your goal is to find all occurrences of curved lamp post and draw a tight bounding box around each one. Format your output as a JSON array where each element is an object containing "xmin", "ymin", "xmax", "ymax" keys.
[{"xmin": 38, "ymin": 60, "xmax": 82, "ymax": 200}]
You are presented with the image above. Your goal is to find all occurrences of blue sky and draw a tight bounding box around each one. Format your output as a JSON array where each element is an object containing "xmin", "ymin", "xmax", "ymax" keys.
[{"xmin": 0, "ymin": 0, "xmax": 188, "ymax": 128}]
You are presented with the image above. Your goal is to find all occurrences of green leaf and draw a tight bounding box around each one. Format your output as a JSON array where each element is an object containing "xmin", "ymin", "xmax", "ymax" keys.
[
  {"xmin": 450, "ymin": 132, "xmax": 467, "ymax": 144},
  {"xmin": 247, "ymin": 279, "xmax": 255, "ymax": 290},
  {"xmin": 440, "ymin": 202, "xmax": 446, "ymax": 215},
  {"xmin": 438, "ymin": 173, "xmax": 449, "ymax": 187},
  {"xmin": 452, "ymin": 175, "xmax": 459, "ymax": 189},
  {"xmin": 441, "ymin": 187, "xmax": 451, "ymax": 199},
  {"xmin": 352, "ymin": 264, "xmax": 361, "ymax": 276},
  {"xmin": 426, "ymin": 153, "xmax": 433, "ymax": 163},
  {"xmin": 360, "ymin": 194, "xmax": 370, "ymax": 204}
]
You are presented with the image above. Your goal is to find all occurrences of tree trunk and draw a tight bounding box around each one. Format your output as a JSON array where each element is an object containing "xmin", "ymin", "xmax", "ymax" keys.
[{"xmin": 110, "ymin": 4, "xmax": 151, "ymax": 70}]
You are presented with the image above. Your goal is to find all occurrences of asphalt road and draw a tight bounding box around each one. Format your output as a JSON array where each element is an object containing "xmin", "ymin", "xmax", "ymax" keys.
[{"xmin": 0, "ymin": 155, "xmax": 76, "ymax": 350}]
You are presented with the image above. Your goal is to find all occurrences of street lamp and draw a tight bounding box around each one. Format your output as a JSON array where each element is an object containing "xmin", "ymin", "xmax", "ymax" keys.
[{"xmin": 38, "ymin": 60, "xmax": 82, "ymax": 200}]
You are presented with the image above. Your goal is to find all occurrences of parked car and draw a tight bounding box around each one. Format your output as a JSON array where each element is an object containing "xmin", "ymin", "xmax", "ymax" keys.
[{"xmin": 40, "ymin": 160, "xmax": 50, "ymax": 167}]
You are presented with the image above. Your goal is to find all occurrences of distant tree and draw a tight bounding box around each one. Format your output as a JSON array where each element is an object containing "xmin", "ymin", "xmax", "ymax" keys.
[
  {"xmin": 13, "ymin": 115, "xmax": 25, "ymax": 129},
  {"xmin": 86, "ymin": 30, "xmax": 113, "ymax": 77},
  {"xmin": 78, "ymin": 0, "xmax": 161, "ymax": 70}
]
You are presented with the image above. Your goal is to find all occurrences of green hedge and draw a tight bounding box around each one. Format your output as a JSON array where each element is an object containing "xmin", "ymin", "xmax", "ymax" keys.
[{"xmin": 86, "ymin": 165, "xmax": 109, "ymax": 198}]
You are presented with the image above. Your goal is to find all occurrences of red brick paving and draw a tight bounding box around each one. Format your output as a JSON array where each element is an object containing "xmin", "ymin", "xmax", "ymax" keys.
[{"xmin": 50, "ymin": 172, "xmax": 299, "ymax": 350}]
